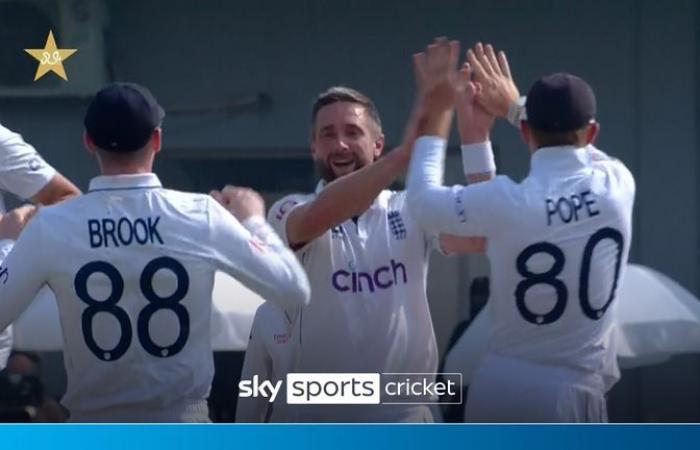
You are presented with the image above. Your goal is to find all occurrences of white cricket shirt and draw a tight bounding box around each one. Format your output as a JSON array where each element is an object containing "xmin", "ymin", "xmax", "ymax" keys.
[
  {"xmin": 236, "ymin": 301, "xmax": 295, "ymax": 422},
  {"xmin": 408, "ymin": 137, "xmax": 635, "ymax": 387},
  {"xmin": 0, "ymin": 123, "xmax": 57, "ymax": 371},
  {"xmin": 0, "ymin": 173, "xmax": 310, "ymax": 421},
  {"xmin": 269, "ymin": 181, "xmax": 439, "ymax": 422}
]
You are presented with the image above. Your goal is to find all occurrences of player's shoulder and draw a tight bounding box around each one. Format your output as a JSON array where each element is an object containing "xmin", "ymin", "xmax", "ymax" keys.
[
  {"xmin": 156, "ymin": 188, "xmax": 213, "ymax": 211},
  {"xmin": 588, "ymin": 145, "xmax": 636, "ymax": 194},
  {"xmin": 34, "ymin": 193, "xmax": 86, "ymax": 219},
  {"xmin": 268, "ymin": 192, "xmax": 314, "ymax": 222},
  {"xmin": 378, "ymin": 188, "xmax": 408, "ymax": 210},
  {"xmin": 0, "ymin": 122, "xmax": 17, "ymax": 145},
  {"xmin": 0, "ymin": 123, "xmax": 33, "ymax": 153}
]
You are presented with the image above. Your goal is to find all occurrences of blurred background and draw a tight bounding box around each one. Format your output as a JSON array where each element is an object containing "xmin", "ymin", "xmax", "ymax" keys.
[{"xmin": 0, "ymin": 0, "xmax": 699, "ymax": 421}]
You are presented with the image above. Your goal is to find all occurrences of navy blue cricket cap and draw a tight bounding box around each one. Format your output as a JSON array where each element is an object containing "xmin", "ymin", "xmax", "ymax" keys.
[
  {"xmin": 525, "ymin": 73, "xmax": 596, "ymax": 133},
  {"xmin": 84, "ymin": 82, "xmax": 165, "ymax": 152}
]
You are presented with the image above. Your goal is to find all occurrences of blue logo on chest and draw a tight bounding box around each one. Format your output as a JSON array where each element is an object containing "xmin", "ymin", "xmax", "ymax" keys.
[{"xmin": 387, "ymin": 210, "xmax": 406, "ymax": 240}]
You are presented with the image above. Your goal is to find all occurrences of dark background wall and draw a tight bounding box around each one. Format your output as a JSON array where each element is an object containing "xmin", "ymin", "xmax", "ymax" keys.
[{"xmin": 0, "ymin": 0, "xmax": 698, "ymax": 421}]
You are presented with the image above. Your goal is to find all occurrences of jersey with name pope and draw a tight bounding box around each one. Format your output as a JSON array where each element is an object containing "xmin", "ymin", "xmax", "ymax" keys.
[
  {"xmin": 0, "ymin": 173, "xmax": 310, "ymax": 419},
  {"xmin": 269, "ymin": 181, "xmax": 439, "ymax": 391},
  {"xmin": 410, "ymin": 139, "xmax": 635, "ymax": 387}
]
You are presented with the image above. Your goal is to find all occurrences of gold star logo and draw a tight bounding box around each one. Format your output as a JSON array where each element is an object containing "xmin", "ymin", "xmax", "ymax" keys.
[{"xmin": 24, "ymin": 30, "xmax": 77, "ymax": 81}]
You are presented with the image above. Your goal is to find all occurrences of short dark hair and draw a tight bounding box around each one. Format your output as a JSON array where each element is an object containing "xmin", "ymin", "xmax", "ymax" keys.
[{"xmin": 311, "ymin": 86, "xmax": 382, "ymax": 134}]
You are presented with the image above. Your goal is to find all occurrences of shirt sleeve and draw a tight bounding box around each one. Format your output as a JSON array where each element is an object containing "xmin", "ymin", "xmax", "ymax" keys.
[
  {"xmin": 0, "ymin": 213, "xmax": 49, "ymax": 332},
  {"xmin": 0, "ymin": 124, "xmax": 57, "ymax": 199},
  {"xmin": 236, "ymin": 306, "xmax": 273, "ymax": 423},
  {"xmin": 406, "ymin": 136, "xmax": 510, "ymax": 238},
  {"xmin": 205, "ymin": 198, "xmax": 310, "ymax": 311},
  {"xmin": 267, "ymin": 194, "xmax": 312, "ymax": 248}
]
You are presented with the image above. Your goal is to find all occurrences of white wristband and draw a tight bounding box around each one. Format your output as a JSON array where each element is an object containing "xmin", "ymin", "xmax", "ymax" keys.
[
  {"xmin": 461, "ymin": 141, "xmax": 496, "ymax": 175},
  {"xmin": 507, "ymin": 96, "xmax": 527, "ymax": 127}
]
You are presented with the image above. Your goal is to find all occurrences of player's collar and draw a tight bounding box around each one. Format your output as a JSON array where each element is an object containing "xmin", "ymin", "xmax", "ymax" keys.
[
  {"xmin": 530, "ymin": 146, "xmax": 591, "ymax": 177},
  {"xmin": 88, "ymin": 173, "xmax": 163, "ymax": 192}
]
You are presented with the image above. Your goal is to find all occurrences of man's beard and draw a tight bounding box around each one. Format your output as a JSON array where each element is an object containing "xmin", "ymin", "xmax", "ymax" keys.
[{"xmin": 314, "ymin": 157, "xmax": 364, "ymax": 182}]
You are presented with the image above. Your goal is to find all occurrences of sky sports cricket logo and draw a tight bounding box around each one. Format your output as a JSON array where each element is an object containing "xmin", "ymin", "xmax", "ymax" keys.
[{"xmin": 239, "ymin": 373, "xmax": 462, "ymax": 405}]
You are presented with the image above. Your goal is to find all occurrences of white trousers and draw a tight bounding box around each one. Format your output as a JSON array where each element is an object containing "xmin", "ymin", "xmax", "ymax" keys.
[{"xmin": 464, "ymin": 353, "xmax": 608, "ymax": 423}]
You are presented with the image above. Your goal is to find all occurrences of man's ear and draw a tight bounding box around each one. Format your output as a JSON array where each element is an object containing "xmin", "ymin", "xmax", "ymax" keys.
[
  {"xmin": 585, "ymin": 122, "xmax": 600, "ymax": 145},
  {"xmin": 83, "ymin": 132, "xmax": 96, "ymax": 156},
  {"xmin": 374, "ymin": 133, "xmax": 385, "ymax": 159},
  {"xmin": 151, "ymin": 128, "xmax": 162, "ymax": 154},
  {"xmin": 519, "ymin": 121, "xmax": 530, "ymax": 144}
]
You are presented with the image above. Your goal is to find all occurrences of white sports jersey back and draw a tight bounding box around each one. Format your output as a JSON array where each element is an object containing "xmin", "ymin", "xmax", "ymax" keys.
[
  {"xmin": 483, "ymin": 146, "xmax": 633, "ymax": 377},
  {"xmin": 0, "ymin": 173, "xmax": 309, "ymax": 422},
  {"xmin": 409, "ymin": 140, "xmax": 635, "ymax": 380}
]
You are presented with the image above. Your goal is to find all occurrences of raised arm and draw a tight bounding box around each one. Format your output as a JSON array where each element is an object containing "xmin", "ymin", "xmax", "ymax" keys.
[
  {"xmin": 438, "ymin": 44, "xmax": 501, "ymax": 254},
  {"xmin": 209, "ymin": 187, "xmax": 310, "ymax": 311},
  {"xmin": 406, "ymin": 38, "xmax": 504, "ymax": 238},
  {"xmin": 285, "ymin": 146, "xmax": 409, "ymax": 248},
  {"xmin": 283, "ymin": 65, "xmax": 432, "ymax": 249}
]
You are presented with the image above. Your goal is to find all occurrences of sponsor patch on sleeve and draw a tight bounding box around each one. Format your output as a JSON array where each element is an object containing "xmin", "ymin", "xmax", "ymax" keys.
[
  {"xmin": 249, "ymin": 237, "xmax": 267, "ymax": 253},
  {"xmin": 275, "ymin": 199, "xmax": 299, "ymax": 221},
  {"xmin": 454, "ymin": 189, "xmax": 467, "ymax": 223}
]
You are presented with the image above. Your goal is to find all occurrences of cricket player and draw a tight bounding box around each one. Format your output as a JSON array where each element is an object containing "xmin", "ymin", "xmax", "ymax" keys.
[
  {"xmin": 266, "ymin": 55, "xmax": 486, "ymax": 421},
  {"xmin": 235, "ymin": 302, "xmax": 294, "ymax": 422},
  {"xmin": 0, "ymin": 122, "xmax": 80, "ymax": 370},
  {"xmin": 406, "ymin": 40, "xmax": 635, "ymax": 422},
  {"xmin": 0, "ymin": 82, "xmax": 310, "ymax": 422}
]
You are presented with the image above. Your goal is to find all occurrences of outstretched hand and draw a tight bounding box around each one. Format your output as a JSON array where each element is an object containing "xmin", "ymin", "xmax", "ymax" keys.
[
  {"xmin": 455, "ymin": 62, "xmax": 496, "ymax": 144},
  {"xmin": 211, "ymin": 186, "xmax": 265, "ymax": 222},
  {"xmin": 411, "ymin": 37, "xmax": 464, "ymax": 139},
  {"xmin": 467, "ymin": 43, "xmax": 520, "ymax": 118}
]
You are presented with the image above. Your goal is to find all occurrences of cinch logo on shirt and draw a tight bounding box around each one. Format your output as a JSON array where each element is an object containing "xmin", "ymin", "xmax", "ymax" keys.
[{"xmin": 331, "ymin": 259, "xmax": 408, "ymax": 293}]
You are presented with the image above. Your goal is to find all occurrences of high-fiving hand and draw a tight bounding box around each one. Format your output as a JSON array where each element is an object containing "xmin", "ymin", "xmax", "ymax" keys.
[{"xmin": 467, "ymin": 43, "xmax": 520, "ymax": 118}]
